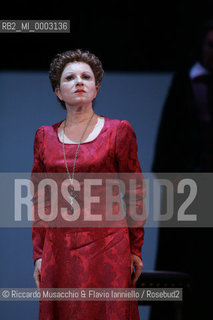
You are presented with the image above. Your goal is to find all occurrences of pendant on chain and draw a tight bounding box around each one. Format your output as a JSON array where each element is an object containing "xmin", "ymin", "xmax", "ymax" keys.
[{"xmin": 70, "ymin": 192, "xmax": 78, "ymax": 215}]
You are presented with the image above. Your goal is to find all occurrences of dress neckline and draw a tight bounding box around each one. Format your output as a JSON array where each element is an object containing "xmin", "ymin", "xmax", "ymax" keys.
[{"xmin": 55, "ymin": 116, "xmax": 107, "ymax": 145}]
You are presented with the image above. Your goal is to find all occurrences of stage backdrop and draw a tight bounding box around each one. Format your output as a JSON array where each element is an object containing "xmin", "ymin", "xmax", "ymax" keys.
[{"xmin": 0, "ymin": 70, "xmax": 172, "ymax": 320}]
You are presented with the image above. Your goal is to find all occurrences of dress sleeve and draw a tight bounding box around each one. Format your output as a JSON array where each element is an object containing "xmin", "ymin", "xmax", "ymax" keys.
[
  {"xmin": 31, "ymin": 126, "xmax": 47, "ymax": 265},
  {"xmin": 115, "ymin": 120, "xmax": 146, "ymax": 260}
]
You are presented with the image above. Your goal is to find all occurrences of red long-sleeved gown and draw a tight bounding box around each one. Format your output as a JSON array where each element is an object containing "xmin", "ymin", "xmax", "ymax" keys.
[{"xmin": 31, "ymin": 116, "xmax": 145, "ymax": 320}]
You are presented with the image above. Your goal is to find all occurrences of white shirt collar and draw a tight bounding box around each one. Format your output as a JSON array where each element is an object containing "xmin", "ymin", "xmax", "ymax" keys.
[
  {"xmin": 58, "ymin": 117, "xmax": 105, "ymax": 144},
  {"xmin": 189, "ymin": 61, "xmax": 211, "ymax": 79}
]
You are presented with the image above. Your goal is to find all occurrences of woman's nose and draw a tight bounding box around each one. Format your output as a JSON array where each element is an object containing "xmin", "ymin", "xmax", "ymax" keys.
[{"xmin": 75, "ymin": 76, "xmax": 83, "ymax": 85}]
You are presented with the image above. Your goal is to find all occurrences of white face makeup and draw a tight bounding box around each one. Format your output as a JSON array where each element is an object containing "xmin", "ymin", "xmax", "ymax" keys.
[{"xmin": 55, "ymin": 62, "xmax": 99, "ymax": 108}]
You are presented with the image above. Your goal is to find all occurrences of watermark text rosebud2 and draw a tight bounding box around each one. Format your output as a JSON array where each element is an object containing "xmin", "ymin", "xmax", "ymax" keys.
[{"xmin": 9, "ymin": 172, "xmax": 207, "ymax": 227}]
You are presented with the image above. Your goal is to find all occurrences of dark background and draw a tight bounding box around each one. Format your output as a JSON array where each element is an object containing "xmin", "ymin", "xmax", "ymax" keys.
[{"xmin": 1, "ymin": 1, "xmax": 213, "ymax": 72}]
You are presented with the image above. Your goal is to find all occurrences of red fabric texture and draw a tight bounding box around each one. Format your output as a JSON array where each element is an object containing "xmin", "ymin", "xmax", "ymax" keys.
[{"xmin": 31, "ymin": 116, "xmax": 145, "ymax": 320}]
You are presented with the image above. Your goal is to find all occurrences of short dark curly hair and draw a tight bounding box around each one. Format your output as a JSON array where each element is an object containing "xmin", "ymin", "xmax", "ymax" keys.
[{"xmin": 49, "ymin": 49, "xmax": 104, "ymax": 109}]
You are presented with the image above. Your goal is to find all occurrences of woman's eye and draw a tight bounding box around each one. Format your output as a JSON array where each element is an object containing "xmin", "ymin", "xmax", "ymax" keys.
[
  {"xmin": 66, "ymin": 75, "xmax": 74, "ymax": 80},
  {"xmin": 83, "ymin": 75, "xmax": 90, "ymax": 79}
]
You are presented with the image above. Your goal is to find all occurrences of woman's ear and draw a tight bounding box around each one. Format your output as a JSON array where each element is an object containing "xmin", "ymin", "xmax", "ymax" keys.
[
  {"xmin": 55, "ymin": 87, "xmax": 63, "ymax": 101},
  {"xmin": 94, "ymin": 85, "xmax": 100, "ymax": 98}
]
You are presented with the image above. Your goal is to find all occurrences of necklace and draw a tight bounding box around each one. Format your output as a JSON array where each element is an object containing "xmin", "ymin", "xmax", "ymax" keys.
[{"xmin": 62, "ymin": 112, "xmax": 95, "ymax": 214}]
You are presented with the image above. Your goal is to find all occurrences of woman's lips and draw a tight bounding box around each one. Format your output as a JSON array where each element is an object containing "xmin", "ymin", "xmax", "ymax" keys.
[{"xmin": 75, "ymin": 90, "xmax": 86, "ymax": 93}]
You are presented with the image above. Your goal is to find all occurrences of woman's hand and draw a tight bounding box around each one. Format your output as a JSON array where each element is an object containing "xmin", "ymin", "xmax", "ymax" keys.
[
  {"xmin": 33, "ymin": 258, "xmax": 42, "ymax": 289},
  {"xmin": 131, "ymin": 254, "xmax": 143, "ymax": 286}
]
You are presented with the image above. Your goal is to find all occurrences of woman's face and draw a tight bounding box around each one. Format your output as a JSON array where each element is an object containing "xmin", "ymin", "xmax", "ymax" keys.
[{"xmin": 55, "ymin": 62, "xmax": 99, "ymax": 107}]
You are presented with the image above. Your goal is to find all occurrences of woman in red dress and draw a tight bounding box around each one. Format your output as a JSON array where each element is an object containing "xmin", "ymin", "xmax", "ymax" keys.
[{"xmin": 31, "ymin": 49, "xmax": 145, "ymax": 320}]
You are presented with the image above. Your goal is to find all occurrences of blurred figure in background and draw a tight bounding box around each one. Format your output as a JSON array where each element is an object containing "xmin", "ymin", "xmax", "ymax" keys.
[{"xmin": 150, "ymin": 20, "xmax": 213, "ymax": 320}]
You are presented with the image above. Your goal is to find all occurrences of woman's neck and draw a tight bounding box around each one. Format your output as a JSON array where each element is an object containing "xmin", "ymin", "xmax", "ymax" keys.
[{"xmin": 65, "ymin": 105, "xmax": 95, "ymax": 127}]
